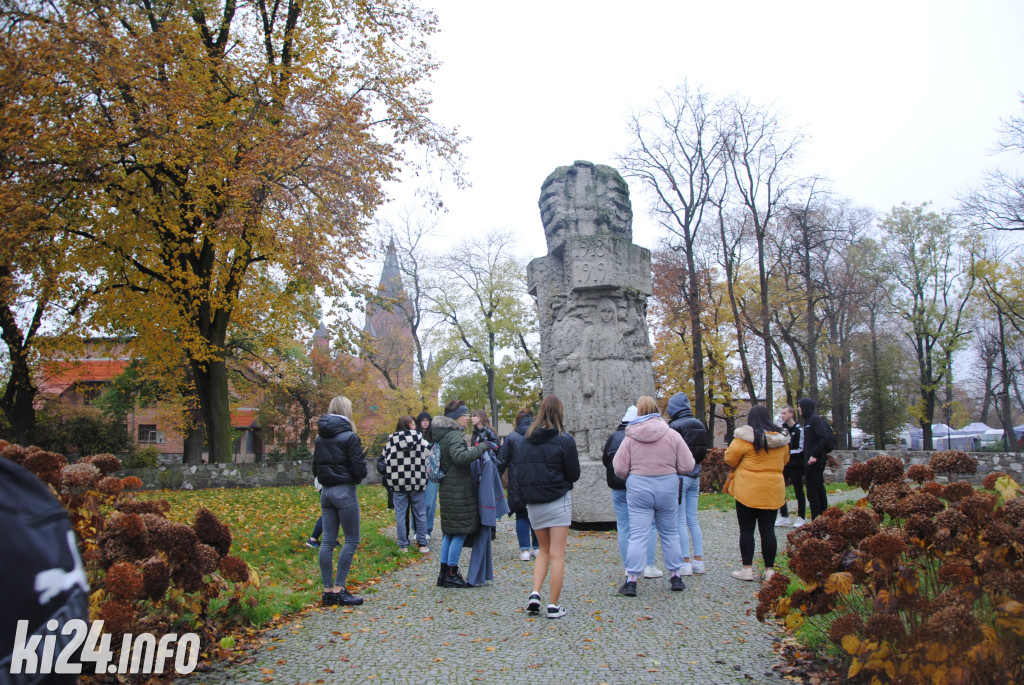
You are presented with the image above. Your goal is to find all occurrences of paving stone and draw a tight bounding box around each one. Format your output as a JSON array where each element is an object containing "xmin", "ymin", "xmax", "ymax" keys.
[{"xmin": 185, "ymin": 492, "xmax": 863, "ymax": 685}]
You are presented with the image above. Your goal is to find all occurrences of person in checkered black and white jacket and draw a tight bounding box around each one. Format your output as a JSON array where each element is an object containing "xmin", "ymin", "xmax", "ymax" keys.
[{"xmin": 381, "ymin": 416, "xmax": 433, "ymax": 553}]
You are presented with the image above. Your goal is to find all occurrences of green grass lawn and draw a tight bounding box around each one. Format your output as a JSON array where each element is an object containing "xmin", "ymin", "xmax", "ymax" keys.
[
  {"xmin": 699, "ymin": 482, "xmax": 853, "ymax": 511},
  {"xmin": 138, "ymin": 484, "xmax": 423, "ymax": 627}
]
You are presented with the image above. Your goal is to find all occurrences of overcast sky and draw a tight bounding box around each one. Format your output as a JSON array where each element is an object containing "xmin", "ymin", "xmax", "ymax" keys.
[{"xmin": 378, "ymin": 0, "xmax": 1024, "ymax": 259}]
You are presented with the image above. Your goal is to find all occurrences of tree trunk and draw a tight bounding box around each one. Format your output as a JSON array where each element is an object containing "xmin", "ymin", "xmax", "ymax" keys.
[
  {"xmin": 0, "ymin": 302, "xmax": 37, "ymax": 445},
  {"xmin": 191, "ymin": 357, "xmax": 234, "ymax": 463},
  {"xmin": 684, "ymin": 249, "xmax": 707, "ymax": 423},
  {"xmin": 757, "ymin": 231, "xmax": 773, "ymax": 412}
]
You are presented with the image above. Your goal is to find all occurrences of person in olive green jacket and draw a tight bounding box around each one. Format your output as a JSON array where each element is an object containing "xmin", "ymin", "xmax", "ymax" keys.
[
  {"xmin": 433, "ymin": 399, "xmax": 491, "ymax": 588},
  {"xmin": 723, "ymin": 405, "xmax": 789, "ymax": 583}
]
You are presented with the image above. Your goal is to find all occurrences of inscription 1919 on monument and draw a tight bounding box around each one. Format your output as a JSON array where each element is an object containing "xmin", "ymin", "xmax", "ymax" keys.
[{"xmin": 567, "ymin": 235, "xmax": 649, "ymax": 291}]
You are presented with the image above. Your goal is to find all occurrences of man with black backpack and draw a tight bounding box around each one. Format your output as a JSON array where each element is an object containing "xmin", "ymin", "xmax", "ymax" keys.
[
  {"xmin": 667, "ymin": 392, "xmax": 709, "ymax": 576},
  {"xmin": 797, "ymin": 397, "xmax": 835, "ymax": 520}
]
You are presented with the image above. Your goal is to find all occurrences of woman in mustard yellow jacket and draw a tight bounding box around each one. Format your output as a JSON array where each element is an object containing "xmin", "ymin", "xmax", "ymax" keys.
[{"xmin": 724, "ymin": 405, "xmax": 789, "ymax": 582}]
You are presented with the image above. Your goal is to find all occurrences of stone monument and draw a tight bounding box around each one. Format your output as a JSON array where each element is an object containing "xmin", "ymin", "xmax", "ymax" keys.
[{"xmin": 527, "ymin": 161, "xmax": 655, "ymax": 523}]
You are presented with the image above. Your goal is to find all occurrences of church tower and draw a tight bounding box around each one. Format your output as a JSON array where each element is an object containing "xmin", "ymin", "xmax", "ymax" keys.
[{"xmin": 363, "ymin": 239, "xmax": 415, "ymax": 388}]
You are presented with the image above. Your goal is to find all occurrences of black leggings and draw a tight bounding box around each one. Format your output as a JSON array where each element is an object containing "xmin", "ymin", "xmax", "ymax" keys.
[
  {"xmin": 736, "ymin": 501, "xmax": 777, "ymax": 567},
  {"xmin": 805, "ymin": 460, "xmax": 828, "ymax": 519},
  {"xmin": 778, "ymin": 463, "xmax": 806, "ymax": 519}
]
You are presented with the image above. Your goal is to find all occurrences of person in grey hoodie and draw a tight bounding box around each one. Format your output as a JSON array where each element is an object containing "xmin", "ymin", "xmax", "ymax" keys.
[
  {"xmin": 612, "ymin": 396, "xmax": 695, "ymax": 597},
  {"xmin": 667, "ymin": 392, "xmax": 708, "ymax": 576}
]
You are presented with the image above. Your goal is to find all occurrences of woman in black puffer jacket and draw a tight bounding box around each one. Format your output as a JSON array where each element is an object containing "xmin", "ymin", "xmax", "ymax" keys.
[
  {"xmin": 313, "ymin": 395, "xmax": 367, "ymax": 607},
  {"xmin": 514, "ymin": 395, "xmax": 579, "ymax": 619}
]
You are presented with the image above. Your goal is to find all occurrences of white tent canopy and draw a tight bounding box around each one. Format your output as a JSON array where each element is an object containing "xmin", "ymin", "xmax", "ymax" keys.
[{"xmin": 959, "ymin": 422, "xmax": 993, "ymax": 435}]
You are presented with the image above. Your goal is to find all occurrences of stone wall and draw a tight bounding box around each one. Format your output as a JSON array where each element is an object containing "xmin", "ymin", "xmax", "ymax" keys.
[
  {"xmin": 118, "ymin": 457, "xmax": 386, "ymax": 490},
  {"xmin": 828, "ymin": 450, "xmax": 1024, "ymax": 485}
]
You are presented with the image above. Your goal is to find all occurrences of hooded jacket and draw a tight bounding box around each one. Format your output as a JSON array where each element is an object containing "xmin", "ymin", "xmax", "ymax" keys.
[
  {"xmin": 416, "ymin": 411, "xmax": 433, "ymax": 444},
  {"xmin": 433, "ymin": 415, "xmax": 488, "ymax": 535},
  {"xmin": 798, "ymin": 397, "xmax": 831, "ymax": 467},
  {"xmin": 496, "ymin": 415, "xmax": 533, "ymax": 513},
  {"xmin": 723, "ymin": 425, "xmax": 790, "ymax": 509},
  {"xmin": 667, "ymin": 392, "xmax": 709, "ymax": 478},
  {"xmin": 613, "ymin": 417, "xmax": 695, "ymax": 480},
  {"xmin": 514, "ymin": 426, "xmax": 580, "ymax": 505},
  {"xmin": 381, "ymin": 429, "xmax": 431, "ymax": 492},
  {"xmin": 601, "ymin": 421, "xmax": 630, "ymax": 490},
  {"xmin": 313, "ymin": 414, "xmax": 368, "ymax": 486}
]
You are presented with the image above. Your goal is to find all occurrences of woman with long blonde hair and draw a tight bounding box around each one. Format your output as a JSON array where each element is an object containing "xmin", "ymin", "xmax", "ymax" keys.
[
  {"xmin": 312, "ymin": 395, "xmax": 368, "ymax": 606},
  {"xmin": 514, "ymin": 395, "xmax": 580, "ymax": 618}
]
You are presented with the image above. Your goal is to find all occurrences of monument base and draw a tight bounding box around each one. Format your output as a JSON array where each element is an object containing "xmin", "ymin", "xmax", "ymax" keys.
[{"xmin": 570, "ymin": 461, "xmax": 616, "ymax": 525}]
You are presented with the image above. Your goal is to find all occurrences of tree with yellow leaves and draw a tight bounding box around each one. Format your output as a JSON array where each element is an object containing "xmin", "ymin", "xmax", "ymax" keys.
[{"xmin": 3, "ymin": 0, "xmax": 461, "ymax": 461}]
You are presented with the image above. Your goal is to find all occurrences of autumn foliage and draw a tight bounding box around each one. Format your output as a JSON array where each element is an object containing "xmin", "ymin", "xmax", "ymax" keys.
[
  {"xmin": 758, "ymin": 453, "xmax": 1024, "ymax": 683},
  {"xmin": 0, "ymin": 440, "xmax": 256, "ymax": 662}
]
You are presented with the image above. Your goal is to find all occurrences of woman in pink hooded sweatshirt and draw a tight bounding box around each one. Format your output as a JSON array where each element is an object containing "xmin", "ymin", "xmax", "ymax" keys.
[{"xmin": 613, "ymin": 396, "xmax": 695, "ymax": 598}]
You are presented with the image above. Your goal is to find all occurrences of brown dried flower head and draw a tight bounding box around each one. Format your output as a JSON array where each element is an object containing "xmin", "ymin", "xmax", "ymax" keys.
[
  {"xmin": 218, "ymin": 555, "xmax": 250, "ymax": 583},
  {"xmin": 905, "ymin": 514, "xmax": 937, "ymax": 541},
  {"xmin": 0, "ymin": 443, "xmax": 27, "ymax": 464},
  {"xmin": 193, "ymin": 507, "xmax": 232, "ymax": 556},
  {"xmin": 864, "ymin": 613, "xmax": 905, "ymax": 643},
  {"xmin": 171, "ymin": 563, "xmax": 204, "ymax": 592},
  {"xmin": 982, "ymin": 471, "xmax": 1008, "ymax": 490},
  {"xmin": 96, "ymin": 476, "xmax": 124, "ymax": 496},
  {"xmin": 81, "ymin": 453, "xmax": 122, "ymax": 476},
  {"xmin": 929, "ymin": 450, "xmax": 977, "ymax": 475},
  {"xmin": 959, "ymin": 491, "xmax": 998, "ymax": 524},
  {"xmin": 827, "ymin": 613, "xmax": 865, "ymax": 642},
  {"xmin": 894, "ymin": 491, "xmax": 945, "ymax": 519},
  {"xmin": 906, "ymin": 464, "xmax": 935, "ymax": 484},
  {"xmin": 859, "ymin": 530, "xmax": 907, "ymax": 564},
  {"xmin": 921, "ymin": 481, "xmax": 946, "ymax": 498},
  {"xmin": 867, "ymin": 482, "xmax": 912, "ymax": 518},
  {"xmin": 844, "ymin": 461, "xmax": 873, "ymax": 491},
  {"xmin": 141, "ymin": 557, "xmax": 169, "ymax": 600},
  {"xmin": 921, "ymin": 603, "xmax": 982, "ymax": 646},
  {"xmin": 60, "ymin": 463, "xmax": 101, "ymax": 490},
  {"xmin": 105, "ymin": 562, "xmax": 144, "ymax": 600},
  {"xmin": 195, "ymin": 544, "xmax": 220, "ymax": 575},
  {"xmin": 1001, "ymin": 497, "xmax": 1024, "ymax": 527},
  {"xmin": 98, "ymin": 599, "xmax": 138, "ymax": 637},
  {"xmin": 120, "ymin": 476, "xmax": 144, "ymax": 490},
  {"xmin": 942, "ymin": 481, "xmax": 974, "ymax": 503},
  {"xmin": 937, "ymin": 559, "xmax": 975, "ymax": 587},
  {"xmin": 868, "ymin": 455, "xmax": 907, "ymax": 485},
  {"xmin": 791, "ymin": 538, "xmax": 838, "ymax": 583}
]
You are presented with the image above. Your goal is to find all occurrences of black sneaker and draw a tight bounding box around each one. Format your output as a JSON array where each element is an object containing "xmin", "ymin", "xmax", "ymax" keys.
[
  {"xmin": 670, "ymin": 575, "xmax": 686, "ymax": 591},
  {"xmin": 525, "ymin": 592, "xmax": 542, "ymax": 613},
  {"xmin": 321, "ymin": 591, "xmax": 339, "ymax": 606},
  {"xmin": 546, "ymin": 604, "xmax": 566, "ymax": 619},
  {"xmin": 618, "ymin": 580, "xmax": 637, "ymax": 597},
  {"xmin": 306, "ymin": 538, "xmax": 320, "ymax": 549},
  {"xmin": 338, "ymin": 589, "xmax": 364, "ymax": 606}
]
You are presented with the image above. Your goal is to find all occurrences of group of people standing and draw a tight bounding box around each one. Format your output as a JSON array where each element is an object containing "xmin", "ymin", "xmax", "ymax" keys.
[{"xmin": 308, "ymin": 390, "xmax": 833, "ymax": 614}]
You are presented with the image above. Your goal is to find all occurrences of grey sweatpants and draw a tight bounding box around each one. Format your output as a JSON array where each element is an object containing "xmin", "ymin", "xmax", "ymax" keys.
[{"xmin": 319, "ymin": 484, "xmax": 361, "ymax": 589}]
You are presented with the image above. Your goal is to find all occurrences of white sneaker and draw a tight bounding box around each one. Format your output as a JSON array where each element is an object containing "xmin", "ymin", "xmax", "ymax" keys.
[
  {"xmin": 643, "ymin": 565, "xmax": 664, "ymax": 579},
  {"xmin": 762, "ymin": 569, "xmax": 775, "ymax": 582},
  {"xmin": 531, "ymin": 548, "xmax": 539, "ymax": 557},
  {"xmin": 419, "ymin": 546, "xmax": 430, "ymax": 554},
  {"xmin": 793, "ymin": 517, "xmax": 806, "ymax": 528},
  {"xmin": 679, "ymin": 562, "xmax": 693, "ymax": 576},
  {"xmin": 546, "ymin": 604, "xmax": 566, "ymax": 619},
  {"xmin": 519, "ymin": 550, "xmax": 531, "ymax": 561},
  {"xmin": 775, "ymin": 515, "xmax": 790, "ymax": 527},
  {"xmin": 730, "ymin": 567, "xmax": 756, "ymax": 581},
  {"xmin": 692, "ymin": 560, "xmax": 706, "ymax": 575}
]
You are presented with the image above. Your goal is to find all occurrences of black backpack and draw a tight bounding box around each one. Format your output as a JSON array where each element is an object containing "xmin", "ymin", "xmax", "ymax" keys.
[
  {"xmin": 814, "ymin": 416, "xmax": 837, "ymax": 453},
  {"xmin": 0, "ymin": 457, "xmax": 90, "ymax": 684}
]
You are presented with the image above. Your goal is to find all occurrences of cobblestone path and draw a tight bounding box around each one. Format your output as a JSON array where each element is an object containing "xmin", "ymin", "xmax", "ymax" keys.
[{"xmin": 188, "ymin": 502, "xmax": 836, "ymax": 685}]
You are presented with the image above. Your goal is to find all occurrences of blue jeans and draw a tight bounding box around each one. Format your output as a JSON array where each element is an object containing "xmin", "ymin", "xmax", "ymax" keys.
[
  {"xmin": 611, "ymin": 489, "xmax": 656, "ymax": 569},
  {"xmin": 424, "ymin": 480, "xmax": 439, "ymax": 536},
  {"xmin": 515, "ymin": 510, "xmax": 539, "ymax": 550},
  {"xmin": 311, "ymin": 515, "xmax": 322, "ymax": 540},
  {"xmin": 318, "ymin": 484, "xmax": 360, "ymax": 589},
  {"xmin": 625, "ymin": 475, "xmax": 683, "ymax": 575},
  {"xmin": 440, "ymin": 533, "xmax": 467, "ymax": 567},
  {"xmin": 394, "ymin": 490, "xmax": 427, "ymax": 547},
  {"xmin": 678, "ymin": 475, "xmax": 703, "ymax": 560}
]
